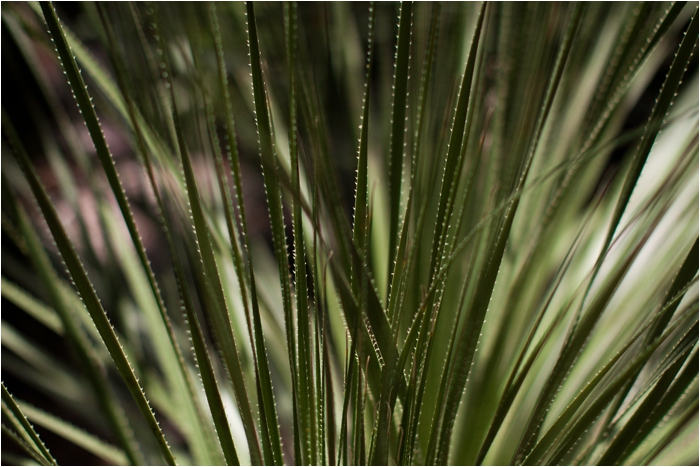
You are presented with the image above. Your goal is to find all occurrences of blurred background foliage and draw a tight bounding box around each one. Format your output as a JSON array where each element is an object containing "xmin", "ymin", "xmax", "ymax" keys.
[{"xmin": 1, "ymin": 2, "xmax": 698, "ymax": 465}]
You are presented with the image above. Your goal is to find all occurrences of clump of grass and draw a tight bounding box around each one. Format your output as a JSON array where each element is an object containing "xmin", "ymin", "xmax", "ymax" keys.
[{"xmin": 1, "ymin": 2, "xmax": 698, "ymax": 465}]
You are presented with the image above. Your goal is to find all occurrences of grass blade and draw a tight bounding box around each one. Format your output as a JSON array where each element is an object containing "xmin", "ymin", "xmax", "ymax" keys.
[
  {"xmin": 426, "ymin": 2, "xmax": 487, "ymax": 285},
  {"xmin": 352, "ymin": 0, "xmax": 376, "ymax": 285},
  {"xmin": 285, "ymin": 2, "xmax": 319, "ymax": 465},
  {"xmin": 1, "ymin": 383, "xmax": 56, "ymax": 465},
  {"xmin": 1, "ymin": 424, "xmax": 52, "ymax": 467},
  {"xmin": 387, "ymin": 2, "xmax": 414, "ymax": 278},
  {"xmin": 245, "ymin": 3, "xmax": 292, "ymax": 464}
]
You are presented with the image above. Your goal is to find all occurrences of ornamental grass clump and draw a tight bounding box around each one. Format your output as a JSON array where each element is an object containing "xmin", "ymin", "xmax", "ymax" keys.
[{"xmin": 1, "ymin": 2, "xmax": 698, "ymax": 465}]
